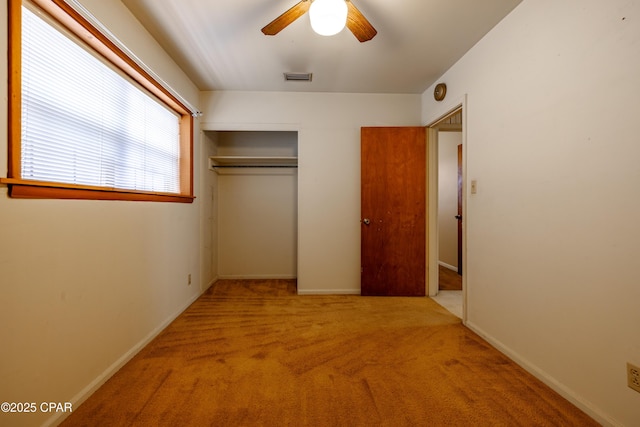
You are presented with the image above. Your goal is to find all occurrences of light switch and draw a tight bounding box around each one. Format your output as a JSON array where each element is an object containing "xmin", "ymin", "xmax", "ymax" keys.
[{"xmin": 471, "ymin": 180, "xmax": 477, "ymax": 194}]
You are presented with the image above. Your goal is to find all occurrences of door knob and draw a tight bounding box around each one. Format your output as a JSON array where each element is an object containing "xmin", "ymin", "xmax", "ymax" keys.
[
  {"xmin": 363, "ymin": 218, "xmax": 371, "ymax": 225},
  {"xmin": 455, "ymin": 215, "xmax": 462, "ymax": 220}
]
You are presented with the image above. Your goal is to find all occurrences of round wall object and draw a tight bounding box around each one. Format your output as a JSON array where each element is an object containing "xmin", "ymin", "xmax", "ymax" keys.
[{"xmin": 434, "ymin": 83, "xmax": 447, "ymax": 101}]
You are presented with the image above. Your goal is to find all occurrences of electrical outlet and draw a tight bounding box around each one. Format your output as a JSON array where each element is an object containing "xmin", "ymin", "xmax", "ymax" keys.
[
  {"xmin": 628, "ymin": 362, "xmax": 640, "ymax": 393},
  {"xmin": 188, "ymin": 274, "xmax": 192, "ymax": 286}
]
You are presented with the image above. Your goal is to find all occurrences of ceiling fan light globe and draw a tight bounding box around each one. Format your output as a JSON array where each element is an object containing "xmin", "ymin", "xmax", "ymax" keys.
[{"xmin": 309, "ymin": 0, "xmax": 348, "ymax": 36}]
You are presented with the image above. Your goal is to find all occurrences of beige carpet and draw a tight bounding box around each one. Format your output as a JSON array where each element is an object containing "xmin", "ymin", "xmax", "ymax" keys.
[{"xmin": 60, "ymin": 279, "xmax": 597, "ymax": 426}]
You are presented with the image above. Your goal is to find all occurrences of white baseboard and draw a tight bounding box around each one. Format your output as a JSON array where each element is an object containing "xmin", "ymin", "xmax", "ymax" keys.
[
  {"xmin": 216, "ymin": 274, "xmax": 297, "ymax": 280},
  {"xmin": 45, "ymin": 290, "xmax": 204, "ymax": 427},
  {"xmin": 438, "ymin": 261, "xmax": 458, "ymax": 271},
  {"xmin": 202, "ymin": 276, "xmax": 218, "ymax": 292},
  {"xmin": 297, "ymin": 289, "xmax": 360, "ymax": 295},
  {"xmin": 465, "ymin": 321, "xmax": 619, "ymax": 427}
]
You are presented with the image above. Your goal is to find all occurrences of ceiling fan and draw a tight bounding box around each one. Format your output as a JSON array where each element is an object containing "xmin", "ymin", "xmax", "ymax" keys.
[{"xmin": 261, "ymin": 0, "xmax": 377, "ymax": 42}]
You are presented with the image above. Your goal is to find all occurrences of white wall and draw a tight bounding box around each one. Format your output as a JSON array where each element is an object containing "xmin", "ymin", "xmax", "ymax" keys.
[
  {"xmin": 437, "ymin": 132, "xmax": 461, "ymax": 269},
  {"xmin": 201, "ymin": 131, "xmax": 219, "ymax": 284},
  {"xmin": 217, "ymin": 171, "xmax": 297, "ymax": 278},
  {"xmin": 0, "ymin": 1, "xmax": 204, "ymax": 426},
  {"xmin": 422, "ymin": 0, "xmax": 640, "ymax": 425},
  {"xmin": 201, "ymin": 91, "xmax": 421, "ymax": 294}
]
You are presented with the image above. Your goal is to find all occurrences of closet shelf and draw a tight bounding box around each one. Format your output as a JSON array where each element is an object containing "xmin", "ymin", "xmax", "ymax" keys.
[{"xmin": 209, "ymin": 156, "xmax": 298, "ymax": 169}]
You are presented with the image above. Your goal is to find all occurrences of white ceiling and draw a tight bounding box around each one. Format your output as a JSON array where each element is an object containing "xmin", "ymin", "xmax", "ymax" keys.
[{"xmin": 121, "ymin": 0, "xmax": 522, "ymax": 94}]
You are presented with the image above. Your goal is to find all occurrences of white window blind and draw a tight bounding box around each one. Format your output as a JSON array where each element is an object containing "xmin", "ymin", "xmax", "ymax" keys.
[{"xmin": 21, "ymin": 4, "xmax": 181, "ymax": 194}]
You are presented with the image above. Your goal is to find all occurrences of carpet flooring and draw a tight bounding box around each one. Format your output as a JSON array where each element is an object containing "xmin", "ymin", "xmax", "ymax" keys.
[{"xmin": 60, "ymin": 279, "xmax": 597, "ymax": 426}]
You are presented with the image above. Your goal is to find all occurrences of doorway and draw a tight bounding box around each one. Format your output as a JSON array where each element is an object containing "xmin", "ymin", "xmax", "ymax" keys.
[
  {"xmin": 202, "ymin": 130, "xmax": 299, "ymax": 282},
  {"xmin": 428, "ymin": 107, "xmax": 464, "ymax": 319}
]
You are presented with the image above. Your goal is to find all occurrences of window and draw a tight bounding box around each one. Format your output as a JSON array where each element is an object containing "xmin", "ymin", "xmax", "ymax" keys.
[{"xmin": 3, "ymin": 0, "xmax": 194, "ymax": 202}]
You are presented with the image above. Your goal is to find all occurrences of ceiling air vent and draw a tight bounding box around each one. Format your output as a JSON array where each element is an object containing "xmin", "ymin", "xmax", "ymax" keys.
[{"xmin": 284, "ymin": 72, "xmax": 312, "ymax": 82}]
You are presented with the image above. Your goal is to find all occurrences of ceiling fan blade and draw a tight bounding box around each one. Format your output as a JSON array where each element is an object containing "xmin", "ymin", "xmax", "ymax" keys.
[
  {"xmin": 345, "ymin": 0, "xmax": 377, "ymax": 42},
  {"xmin": 261, "ymin": 0, "xmax": 311, "ymax": 36}
]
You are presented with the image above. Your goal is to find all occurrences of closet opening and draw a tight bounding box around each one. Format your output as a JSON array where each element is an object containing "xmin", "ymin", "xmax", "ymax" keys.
[{"xmin": 203, "ymin": 130, "xmax": 298, "ymax": 285}]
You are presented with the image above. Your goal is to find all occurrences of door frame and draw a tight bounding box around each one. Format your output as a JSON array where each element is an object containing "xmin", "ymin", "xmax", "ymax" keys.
[
  {"xmin": 425, "ymin": 95, "xmax": 467, "ymax": 321},
  {"xmin": 200, "ymin": 122, "xmax": 301, "ymax": 292}
]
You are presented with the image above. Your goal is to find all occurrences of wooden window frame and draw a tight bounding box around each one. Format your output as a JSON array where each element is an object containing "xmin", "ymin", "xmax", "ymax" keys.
[{"xmin": 2, "ymin": 0, "xmax": 195, "ymax": 203}]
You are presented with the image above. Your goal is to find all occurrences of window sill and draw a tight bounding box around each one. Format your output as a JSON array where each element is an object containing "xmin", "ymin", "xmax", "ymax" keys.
[{"xmin": 0, "ymin": 178, "xmax": 195, "ymax": 203}]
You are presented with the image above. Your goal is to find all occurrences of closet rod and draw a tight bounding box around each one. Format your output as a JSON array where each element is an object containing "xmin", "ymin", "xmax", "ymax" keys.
[{"xmin": 211, "ymin": 165, "xmax": 298, "ymax": 168}]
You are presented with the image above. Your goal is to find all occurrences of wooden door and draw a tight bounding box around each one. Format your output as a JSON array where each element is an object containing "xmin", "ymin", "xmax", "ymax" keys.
[{"xmin": 361, "ymin": 127, "xmax": 426, "ymax": 296}]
